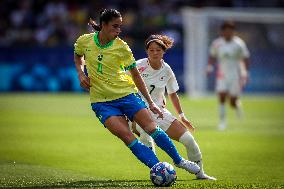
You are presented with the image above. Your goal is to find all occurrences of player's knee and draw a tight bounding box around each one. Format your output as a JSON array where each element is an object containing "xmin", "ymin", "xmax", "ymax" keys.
[
  {"xmin": 139, "ymin": 120, "xmax": 157, "ymax": 134},
  {"xmin": 118, "ymin": 130, "xmax": 136, "ymax": 144}
]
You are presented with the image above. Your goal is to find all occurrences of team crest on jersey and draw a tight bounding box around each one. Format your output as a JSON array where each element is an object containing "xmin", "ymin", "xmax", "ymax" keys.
[{"xmin": 98, "ymin": 54, "xmax": 103, "ymax": 61}]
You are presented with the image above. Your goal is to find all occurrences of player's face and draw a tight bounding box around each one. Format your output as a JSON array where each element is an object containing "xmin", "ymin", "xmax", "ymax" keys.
[
  {"xmin": 147, "ymin": 42, "xmax": 165, "ymax": 63},
  {"xmin": 222, "ymin": 28, "xmax": 234, "ymax": 41},
  {"xmin": 102, "ymin": 17, "xmax": 122, "ymax": 40}
]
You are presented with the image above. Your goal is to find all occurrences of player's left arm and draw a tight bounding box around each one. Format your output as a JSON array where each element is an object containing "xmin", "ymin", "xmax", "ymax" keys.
[
  {"xmin": 167, "ymin": 67, "xmax": 195, "ymax": 131},
  {"xmin": 240, "ymin": 40, "xmax": 250, "ymax": 86},
  {"xmin": 169, "ymin": 92, "xmax": 195, "ymax": 132}
]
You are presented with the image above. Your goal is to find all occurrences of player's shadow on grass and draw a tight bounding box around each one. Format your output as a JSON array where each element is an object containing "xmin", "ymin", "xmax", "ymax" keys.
[{"xmin": 7, "ymin": 179, "xmax": 155, "ymax": 188}]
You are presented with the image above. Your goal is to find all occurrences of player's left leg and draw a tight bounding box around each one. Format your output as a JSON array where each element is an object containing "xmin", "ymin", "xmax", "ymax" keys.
[
  {"xmin": 105, "ymin": 116, "xmax": 159, "ymax": 168},
  {"xmin": 166, "ymin": 120, "xmax": 216, "ymax": 180},
  {"xmin": 218, "ymin": 92, "xmax": 227, "ymax": 130},
  {"xmin": 230, "ymin": 96, "xmax": 243, "ymax": 119},
  {"xmin": 123, "ymin": 93, "xmax": 199, "ymax": 173},
  {"xmin": 229, "ymin": 80, "xmax": 243, "ymax": 119}
]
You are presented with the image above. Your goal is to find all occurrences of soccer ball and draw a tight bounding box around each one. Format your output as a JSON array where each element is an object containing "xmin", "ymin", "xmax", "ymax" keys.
[{"xmin": 150, "ymin": 162, "xmax": 177, "ymax": 187}]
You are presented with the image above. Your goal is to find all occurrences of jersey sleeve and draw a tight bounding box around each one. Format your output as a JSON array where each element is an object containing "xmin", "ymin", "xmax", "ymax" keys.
[
  {"xmin": 166, "ymin": 68, "xmax": 179, "ymax": 94},
  {"xmin": 239, "ymin": 40, "xmax": 250, "ymax": 58},
  {"xmin": 122, "ymin": 43, "xmax": 136, "ymax": 70},
  {"xmin": 74, "ymin": 35, "xmax": 85, "ymax": 56}
]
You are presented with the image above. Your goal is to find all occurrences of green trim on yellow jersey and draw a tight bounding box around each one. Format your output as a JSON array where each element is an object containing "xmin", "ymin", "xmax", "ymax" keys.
[
  {"xmin": 94, "ymin": 32, "xmax": 114, "ymax": 49},
  {"xmin": 125, "ymin": 62, "xmax": 137, "ymax": 71}
]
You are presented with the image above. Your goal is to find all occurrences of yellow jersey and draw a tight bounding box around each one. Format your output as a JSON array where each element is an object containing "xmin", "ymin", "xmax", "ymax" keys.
[{"xmin": 74, "ymin": 32, "xmax": 138, "ymax": 103}]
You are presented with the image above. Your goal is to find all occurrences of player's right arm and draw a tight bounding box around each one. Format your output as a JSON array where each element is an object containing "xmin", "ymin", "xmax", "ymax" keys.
[
  {"xmin": 74, "ymin": 35, "xmax": 90, "ymax": 90},
  {"xmin": 207, "ymin": 56, "xmax": 216, "ymax": 76},
  {"xmin": 74, "ymin": 54, "xmax": 90, "ymax": 90}
]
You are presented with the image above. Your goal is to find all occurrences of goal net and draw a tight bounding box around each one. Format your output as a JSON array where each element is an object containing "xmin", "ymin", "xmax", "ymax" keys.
[{"xmin": 182, "ymin": 8, "xmax": 284, "ymax": 97}]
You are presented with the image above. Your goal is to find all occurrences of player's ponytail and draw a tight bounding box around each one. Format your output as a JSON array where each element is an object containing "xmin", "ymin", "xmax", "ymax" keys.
[
  {"xmin": 89, "ymin": 9, "xmax": 121, "ymax": 31},
  {"xmin": 145, "ymin": 34, "xmax": 174, "ymax": 51},
  {"xmin": 160, "ymin": 35, "xmax": 174, "ymax": 50},
  {"xmin": 88, "ymin": 18, "xmax": 101, "ymax": 31}
]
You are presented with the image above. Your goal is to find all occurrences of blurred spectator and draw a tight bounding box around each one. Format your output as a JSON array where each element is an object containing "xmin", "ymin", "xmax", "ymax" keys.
[{"xmin": 0, "ymin": 0, "xmax": 283, "ymax": 48}]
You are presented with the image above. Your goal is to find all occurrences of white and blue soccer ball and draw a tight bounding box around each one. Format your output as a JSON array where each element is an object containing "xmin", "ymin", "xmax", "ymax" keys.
[{"xmin": 150, "ymin": 162, "xmax": 177, "ymax": 187}]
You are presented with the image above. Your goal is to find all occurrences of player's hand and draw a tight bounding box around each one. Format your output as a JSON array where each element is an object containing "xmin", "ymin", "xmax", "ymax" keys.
[
  {"xmin": 78, "ymin": 72, "xmax": 91, "ymax": 91},
  {"xmin": 149, "ymin": 102, "xmax": 163, "ymax": 119},
  {"xmin": 241, "ymin": 71, "xmax": 249, "ymax": 88},
  {"xmin": 181, "ymin": 116, "xmax": 195, "ymax": 132},
  {"xmin": 241, "ymin": 76, "xmax": 248, "ymax": 88}
]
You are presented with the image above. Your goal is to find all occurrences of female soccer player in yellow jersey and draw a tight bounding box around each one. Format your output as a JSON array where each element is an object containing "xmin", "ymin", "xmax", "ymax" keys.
[
  {"xmin": 73, "ymin": 9, "xmax": 200, "ymax": 175},
  {"xmin": 130, "ymin": 34, "xmax": 216, "ymax": 180}
]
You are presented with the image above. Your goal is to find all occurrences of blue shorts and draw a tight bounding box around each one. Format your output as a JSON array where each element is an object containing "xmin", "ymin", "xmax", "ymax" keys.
[{"xmin": 91, "ymin": 93, "xmax": 147, "ymax": 126}]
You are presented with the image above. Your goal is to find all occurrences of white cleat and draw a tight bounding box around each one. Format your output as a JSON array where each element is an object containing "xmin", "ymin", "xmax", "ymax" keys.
[
  {"xmin": 236, "ymin": 109, "xmax": 244, "ymax": 120},
  {"xmin": 218, "ymin": 121, "xmax": 226, "ymax": 131},
  {"xmin": 196, "ymin": 173, "xmax": 217, "ymax": 180},
  {"xmin": 175, "ymin": 159, "xmax": 200, "ymax": 174}
]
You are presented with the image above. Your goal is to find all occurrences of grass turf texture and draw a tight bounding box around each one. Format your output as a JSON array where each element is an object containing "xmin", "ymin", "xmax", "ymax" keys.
[{"xmin": 0, "ymin": 93, "xmax": 283, "ymax": 188}]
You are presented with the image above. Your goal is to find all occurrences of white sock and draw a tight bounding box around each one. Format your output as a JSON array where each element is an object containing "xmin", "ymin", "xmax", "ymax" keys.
[
  {"xmin": 179, "ymin": 131, "xmax": 203, "ymax": 175},
  {"xmin": 235, "ymin": 99, "xmax": 243, "ymax": 119},
  {"xmin": 136, "ymin": 125, "xmax": 156, "ymax": 154},
  {"xmin": 219, "ymin": 104, "xmax": 226, "ymax": 122}
]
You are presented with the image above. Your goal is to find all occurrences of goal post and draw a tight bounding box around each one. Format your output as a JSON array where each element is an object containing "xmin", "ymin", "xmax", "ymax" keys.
[{"xmin": 182, "ymin": 8, "xmax": 284, "ymax": 97}]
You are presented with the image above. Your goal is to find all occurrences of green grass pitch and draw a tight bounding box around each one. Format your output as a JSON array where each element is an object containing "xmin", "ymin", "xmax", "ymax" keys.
[{"xmin": 0, "ymin": 93, "xmax": 284, "ymax": 188}]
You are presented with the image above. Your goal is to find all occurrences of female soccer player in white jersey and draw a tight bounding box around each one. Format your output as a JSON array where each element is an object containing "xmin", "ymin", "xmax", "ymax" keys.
[
  {"xmin": 74, "ymin": 9, "xmax": 200, "ymax": 176},
  {"xmin": 130, "ymin": 34, "xmax": 216, "ymax": 180},
  {"xmin": 207, "ymin": 21, "xmax": 250, "ymax": 130}
]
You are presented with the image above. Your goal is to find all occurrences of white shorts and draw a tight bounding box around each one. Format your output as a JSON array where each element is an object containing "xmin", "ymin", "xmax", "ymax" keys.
[
  {"xmin": 216, "ymin": 78, "xmax": 241, "ymax": 97},
  {"xmin": 129, "ymin": 108, "xmax": 176, "ymax": 135},
  {"xmin": 149, "ymin": 108, "xmax": 176, "ymax": 131}
]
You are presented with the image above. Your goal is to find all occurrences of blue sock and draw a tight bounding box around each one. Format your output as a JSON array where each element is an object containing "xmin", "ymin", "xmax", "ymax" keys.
[
  {"xmin": 151, "ymin": 127, "xmax": 182, "ymax": 164},
  {"xmin": 128, "ymin": 139, "xmax": 159, "ymax": 168}
]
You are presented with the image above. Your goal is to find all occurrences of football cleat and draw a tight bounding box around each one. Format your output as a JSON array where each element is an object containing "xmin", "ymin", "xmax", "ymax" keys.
[
  {"xmin": 196, "ymin": 173, "xmax": 217, "ymax": 180},
  {"xmin": 175, "ymin": 159, "xmax": 200, "ymax": 174}
]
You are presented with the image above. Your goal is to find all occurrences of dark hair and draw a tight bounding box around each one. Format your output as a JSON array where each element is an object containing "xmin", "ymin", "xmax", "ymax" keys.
[
  {"xmin": 89, "ymin": 9, "xmax": 121, "ymax": 31},
  {"xmin": 145, "ymin": 34, "xmax": 174, "ymax": 51},
  {"xmin": 221, "ymin": 20, "xmax": 236, "ymax": 30}
]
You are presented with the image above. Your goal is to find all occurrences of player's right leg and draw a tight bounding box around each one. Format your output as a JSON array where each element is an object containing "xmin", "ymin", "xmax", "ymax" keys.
[
  {"xmin": 104, "ymin": 115, "xmax": 159, "ymax": 168},
  {"xmin": 216, "ymin": 78, "xmax": 228, "ymax": 130},
  {"xmin": 91, "ymin": 99, "xmax": 159, "ymax": 169},
  {"xmin": 218, "ymin": 92, "xmax": 227, "ymax": 130}
]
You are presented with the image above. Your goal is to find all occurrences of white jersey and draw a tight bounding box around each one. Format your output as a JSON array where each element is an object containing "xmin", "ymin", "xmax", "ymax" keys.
[
  {"xmin": 137, "ymin": 58, "xmax": 179, "ymax": 108},
  {"xmin": 210, "ymin": 36, "xmax": 249, "ymax": 80}
]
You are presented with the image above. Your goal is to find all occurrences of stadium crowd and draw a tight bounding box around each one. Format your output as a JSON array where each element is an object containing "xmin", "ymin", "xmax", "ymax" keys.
[{"xmin": 0, "ymin": 0, "xmax": 283, "ymax": 48}]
